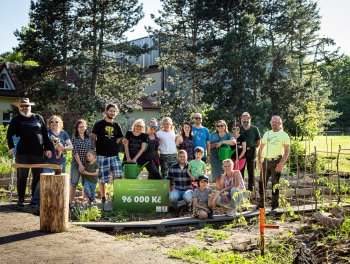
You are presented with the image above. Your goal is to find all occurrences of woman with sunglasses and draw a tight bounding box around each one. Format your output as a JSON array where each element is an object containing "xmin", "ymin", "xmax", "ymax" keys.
[
  {"xmin": 32, "ymin": 115, "xmax": 73, "ymax": 206},
  {"xmin": 124, "ymin": 119, "xmax": 161, "ymax": 179},
  {"xmin": 176, "ymin": 121, "xmax": 194, "ymax": 161},
  {"xmin": 43, "ymin": 115, "xmax": 73, "ymax": 173},
  {"xmin": 210, "ymin": 120, "xmax": 236, "ymax": 187},
  {"xmin": 231, "ymin": 124, "xmax": 247, "ymax": 174}
]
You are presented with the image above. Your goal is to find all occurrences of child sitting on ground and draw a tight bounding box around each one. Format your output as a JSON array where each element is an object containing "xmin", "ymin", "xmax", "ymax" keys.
[
  {"xmin": 192, "ymin": 175, "xmax": 217, "ymax": 219},
  {"xmin": 187, "ymin": 147, "xmax": 207, "ymax": 189},
  {"xmin": 81, "ymin": 150, "xmax": 100, "ymax": 204}
]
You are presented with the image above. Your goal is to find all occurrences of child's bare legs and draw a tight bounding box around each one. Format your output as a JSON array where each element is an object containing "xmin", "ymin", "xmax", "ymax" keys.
[{"xmin": 198, "ymin": 209, "xmax": 209, "ymax": 219}]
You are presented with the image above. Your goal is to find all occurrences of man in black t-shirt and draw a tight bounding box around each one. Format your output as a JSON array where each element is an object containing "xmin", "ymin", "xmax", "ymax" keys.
[
  {"xmin": 92, "ymin": 103, "xmax": 123, "ymax": 204},
  {"xmin": 240, "ymin": 112, "xmax": 261, "ymax": 192},
  {"xmin": 7, "ymin": 98, "xmax": 53, "ymax": 207}
]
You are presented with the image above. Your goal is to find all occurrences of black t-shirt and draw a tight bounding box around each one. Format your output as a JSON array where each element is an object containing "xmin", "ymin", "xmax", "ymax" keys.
[
  {"xmin": 6, "ymin": 113, "xmax": 53, "ymax": 156},
  {"xmin": 231, "ymin": 134, "xmax": 246, "ymax": 160},
  {"xmin": 92, "ymin": 119, "xmax": 123, "ymax": 156},
  {"xmin": 125, "ymin": 131, "xmax": 148, "ymax": 159}
]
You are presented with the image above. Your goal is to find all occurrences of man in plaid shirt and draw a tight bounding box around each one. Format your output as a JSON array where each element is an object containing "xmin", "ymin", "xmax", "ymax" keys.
[{"xmin": 166, "ymin": 150, "xmax": 193, "ymax": 210}]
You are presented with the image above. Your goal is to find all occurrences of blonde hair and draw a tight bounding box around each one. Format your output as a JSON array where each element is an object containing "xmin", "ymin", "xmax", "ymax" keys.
[
  {"xmin": 131, "ymin": 119, "xmax": 146, "ymax": 133},
  {"xmin": 160, "ymin": 117, "xmax": 175, "ymax": 133},
  {"xmin": 222, "ymin": 159, "xmax": 234, "ymax": 167},
  {"xmin": 271, "ymin": 115, "xmax": 283, "ymax": 130},
  {"xmin": 47, "ymin": 115, "xmax": 64, "ymax": 130},
  {"xmin": 216, "ymin": 120, "xmax": 228, "ymax": 133}
]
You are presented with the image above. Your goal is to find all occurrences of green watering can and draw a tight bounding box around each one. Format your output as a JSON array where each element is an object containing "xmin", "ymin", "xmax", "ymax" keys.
[
  {"xmin": 218, "ymin": 144, "xmax": 236, "ymax": 161},
  {"xmin": 122, "ymin": 161, "xmax": 149, "ymax": 179}
]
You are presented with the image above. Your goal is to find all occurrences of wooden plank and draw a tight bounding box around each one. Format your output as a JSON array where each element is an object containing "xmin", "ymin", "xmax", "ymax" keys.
[{"xmin": 12, "ymin": 163, "xmax": 62, "ymax": 175}]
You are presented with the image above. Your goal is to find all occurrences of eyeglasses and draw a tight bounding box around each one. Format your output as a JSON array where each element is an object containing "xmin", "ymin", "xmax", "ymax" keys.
[
  {"xmin": 19, "ymin": 105, "xmax": 30, "ymax": 108},
  {"xmin": 50, "ymin": 121, "xmax": 59, "ymax": 124},
  {"xmin": 135, "ymin": 125, "xmax": 144, "ymax": 128},
  {"xmin": 194, "ymin": 117, "xmax": 202, "ymax": 120},
  {"xmin": 216, "ymin": 124, "xmax": 224, "ymax": 128},
  {"xmin": 150, "ymin": 125, "xmax": 157, "ymax": 129},
  {"xmin": 199, "ymin": 180, "xmax": 208, "ymax": 183}
]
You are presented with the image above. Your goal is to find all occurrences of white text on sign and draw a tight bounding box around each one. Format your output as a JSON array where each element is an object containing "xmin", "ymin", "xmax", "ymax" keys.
[{"xmin": 121, "ymin": 196, "xmax": 161, "ymax": 203}]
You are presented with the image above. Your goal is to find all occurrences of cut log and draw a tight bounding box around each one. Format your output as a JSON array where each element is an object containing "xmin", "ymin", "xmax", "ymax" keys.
[{"xmin": 40, "ymin": 173, "xmax": 69, "ymax": 232}]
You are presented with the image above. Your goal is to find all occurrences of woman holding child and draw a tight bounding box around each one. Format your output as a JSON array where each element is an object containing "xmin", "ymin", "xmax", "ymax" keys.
[
  {"xmin": 231, "ymin": 124, "xmax": 246, "ymax": 173},
  {"xmin": 124, "ymin": 119, "xmax": 161, "ymax": 179},
  {"xmin": 210, "ymin": 120, "xmax": 236, "ymax": 186}
]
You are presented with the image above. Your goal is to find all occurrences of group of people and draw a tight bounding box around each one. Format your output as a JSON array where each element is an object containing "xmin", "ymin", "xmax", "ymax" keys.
[{"xmin": 6, "ymin": 98, "xmax": 290, "ymax": 218}]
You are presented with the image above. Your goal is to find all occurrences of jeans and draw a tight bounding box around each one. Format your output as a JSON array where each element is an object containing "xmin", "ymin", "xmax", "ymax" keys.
[
  {"xmin": 84, "ymin": 181, "xmax": 97, "ymax": 201},
  {"xmin": 42, "ymin": 159, "xmax": 66, "ymax": 173},
  {"xmin": 241, "ymin": 147, "xmax": 256, "ymax": 191},
  {"xmin": 218, "ymin": 187, "xmax": 245, "ymax": 209},
  {"xmin": 258, "ymin": 157, "xmax": 282, "ymax": 209},
  {"xmin": 169, "ymin": 189, "xmax": 193, "ymax": 206}
]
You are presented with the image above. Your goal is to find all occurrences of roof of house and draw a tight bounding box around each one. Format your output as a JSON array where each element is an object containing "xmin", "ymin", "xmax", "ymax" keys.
[
  {"xmin": 140, "ymin": 97, "xmax": 160, "ymax": 109},
  {"xmin": 0, "ymin": 63, "xmax": 19, "ymax": 97}
]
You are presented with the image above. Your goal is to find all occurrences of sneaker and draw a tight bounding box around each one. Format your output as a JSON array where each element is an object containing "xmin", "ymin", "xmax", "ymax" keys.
[
  {"xmin": 227, "ymin": 209, "xmax": 237, "ymax": 217},
  {"xmin": 208, "ymin": 210, "xmax": 214, "ymax": 219}
]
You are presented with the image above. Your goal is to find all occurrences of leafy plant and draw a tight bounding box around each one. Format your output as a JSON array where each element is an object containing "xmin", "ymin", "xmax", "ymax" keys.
[
  {"xmin": 196, "ymin": 226, "xmax": 229, "ymax": 242},
  {"xmin": 70, "ymin": 205, "xmax": 101, "ymax": 222}
]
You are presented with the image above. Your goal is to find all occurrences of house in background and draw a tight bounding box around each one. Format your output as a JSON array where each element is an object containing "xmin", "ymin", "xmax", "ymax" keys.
[{"xmin": 0, "ymin": 63, "xmax": 18, "ymax": 125}]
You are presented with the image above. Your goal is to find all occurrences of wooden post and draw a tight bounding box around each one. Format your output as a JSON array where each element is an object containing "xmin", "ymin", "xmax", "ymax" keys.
[{"xmin": 40, "ymin": 173, "xmax": 69, "ymax": 233}]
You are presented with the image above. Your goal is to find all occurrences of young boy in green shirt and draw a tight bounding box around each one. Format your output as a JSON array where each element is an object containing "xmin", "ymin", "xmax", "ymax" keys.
[{"xmin": 187, "ymin": 147, "xmax": 207, "ymax": 188}]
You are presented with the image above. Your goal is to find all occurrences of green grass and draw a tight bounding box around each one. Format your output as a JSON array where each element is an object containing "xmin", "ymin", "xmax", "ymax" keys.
[
  {"xmin": 303, "ymin": 135, "xmax": 350, "ymax": 154},
  {"xmin": 300, "ymin": 135, "xmax": 350, "ymax": 172}
]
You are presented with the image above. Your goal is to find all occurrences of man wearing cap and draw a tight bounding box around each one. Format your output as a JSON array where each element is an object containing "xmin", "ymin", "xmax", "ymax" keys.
[
  {"xmin": 92, "ymin": 103, "xmax": 123, "ymax": 205},
  {"xmin": 192, "ymin": 113, "xmax": 211, "ymax": 163},
  {"xmin": 240, "ymin": 112, "xmax": 261, "ymax": 191},
  {"xmin": 6, "ymin": 98, "xmax": 53, "ymax": 207},
  {"xmin": 256, "ymin": 116, "xmax": 290, "ymax": 210}
]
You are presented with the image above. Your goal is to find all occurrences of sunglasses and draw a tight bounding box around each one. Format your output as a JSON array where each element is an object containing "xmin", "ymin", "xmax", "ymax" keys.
[
  {"xmin": 50, "ymin": 121, "xmax": 59, "ymax": 124},
  {"xmin": 19, "ymin": 105, "xmax": 30, "ymax": 108},
  {"xmin": 216, "ymin": 124, "xmax": 224, "ymax": 127},
  {"xmin": 233, "ymin": 127, "xmax": 240, "ymax": 131},
  {"xmin": 194, "ymin": 117, "xmax": 202, "ymax": 120},
  {"xmin": 150, "ymin": 125, "xmax": 157, "ymax": 129}
]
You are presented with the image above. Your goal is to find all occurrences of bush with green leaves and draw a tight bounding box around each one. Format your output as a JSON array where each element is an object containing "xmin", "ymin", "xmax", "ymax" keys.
[{"xmin": 289, "ymin": 139, "xmax": 325, "ymax": 173}]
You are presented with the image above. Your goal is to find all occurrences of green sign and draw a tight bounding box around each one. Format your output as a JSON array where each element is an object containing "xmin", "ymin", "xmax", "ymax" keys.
[{"xmin": 113, "ymin": 179, "xmax": 170, "ymax": 213}]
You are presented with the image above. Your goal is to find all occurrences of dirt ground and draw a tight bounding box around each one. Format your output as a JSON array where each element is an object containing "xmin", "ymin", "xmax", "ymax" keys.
[
  {"xmin": 0, "ymin": 202, "xmax": 189, "ymax": 264},
  {"xmin": 0, "ymin": 201, "xmax": 298, "ymax": 264}
]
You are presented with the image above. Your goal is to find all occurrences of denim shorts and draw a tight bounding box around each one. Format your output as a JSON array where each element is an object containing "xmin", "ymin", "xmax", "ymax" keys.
[
  {"xmin": 70, "ymin": 162, "xmax": 83, "ymax": 186},
  {"xmin": 97, "ymin": 155, "xmax": 122, "ymax": 184}
]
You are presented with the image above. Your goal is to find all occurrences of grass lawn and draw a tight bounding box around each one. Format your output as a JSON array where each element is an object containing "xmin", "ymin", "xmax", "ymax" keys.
[{"xmin": 300, "ymin": 135, "xmax": 350, "ymax": 172}]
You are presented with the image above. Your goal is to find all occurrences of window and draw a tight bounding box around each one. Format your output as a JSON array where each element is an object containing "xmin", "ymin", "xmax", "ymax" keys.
[
  {"xmin": 0, "ymin": 73, "xmax": 11, "ymax": 90},
  {"xmin": 2, "ymin": 113, "xmax": 12, "ymax": 125}
]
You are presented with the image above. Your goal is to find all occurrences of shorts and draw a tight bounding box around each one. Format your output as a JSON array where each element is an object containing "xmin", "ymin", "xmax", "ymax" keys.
[{"xmin": 97, "ymin": 155, "xmax": 122, "ymax": 184}]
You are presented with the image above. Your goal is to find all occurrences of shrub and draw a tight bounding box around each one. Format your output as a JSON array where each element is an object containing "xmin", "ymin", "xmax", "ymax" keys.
[{"xmin": 289, "ymin": 139, "xmax": 325, "ymax": 173}]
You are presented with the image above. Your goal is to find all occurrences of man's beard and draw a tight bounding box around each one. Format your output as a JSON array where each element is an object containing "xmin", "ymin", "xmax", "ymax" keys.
[
  {"xmin": 19, "ymin": 110, "xmax": 32, "ymax": 117},
  {"xmin": 242, "ymin": 121, "xmax": 249, "ymax": 127},
  {"xmin": 106, "ymin": 113, "xmax": 115, "ymax": 120}
]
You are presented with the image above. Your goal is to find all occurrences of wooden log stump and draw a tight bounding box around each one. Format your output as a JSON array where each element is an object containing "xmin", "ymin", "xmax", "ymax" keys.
[{"xmin": 40, "ymin": 173, "xmax": 69, "ymax": 233}]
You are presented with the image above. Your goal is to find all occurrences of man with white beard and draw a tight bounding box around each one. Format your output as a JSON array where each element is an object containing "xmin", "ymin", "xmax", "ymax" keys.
[{"xmin": 7, "ymin": 98, "xmax": 53, "ymax": 207}]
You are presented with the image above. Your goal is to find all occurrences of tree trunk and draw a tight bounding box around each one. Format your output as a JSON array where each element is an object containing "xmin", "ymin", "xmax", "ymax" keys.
[{"xmin": 40, "ymin": 173, "xmax": 69, "ymax": 233}]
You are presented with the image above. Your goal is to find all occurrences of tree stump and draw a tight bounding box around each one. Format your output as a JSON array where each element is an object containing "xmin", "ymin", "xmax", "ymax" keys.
[{"xmin": 40, "ymin": 173, "xmax": 69, "ymax": 232}]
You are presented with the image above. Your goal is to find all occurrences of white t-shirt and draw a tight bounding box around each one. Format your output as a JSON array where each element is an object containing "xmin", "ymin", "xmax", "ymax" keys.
[{"xmin": 156, "ymin": 130, "xmax": 177, "ymax": 154}]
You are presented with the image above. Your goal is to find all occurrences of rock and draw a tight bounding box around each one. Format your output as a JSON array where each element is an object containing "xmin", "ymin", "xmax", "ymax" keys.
[{"xmin": 230, "ymin": 239, "xmax": 256, "ymax": 251}]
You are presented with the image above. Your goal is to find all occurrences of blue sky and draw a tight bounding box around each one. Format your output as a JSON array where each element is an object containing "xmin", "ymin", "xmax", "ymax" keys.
[{"xmin": 1, "ymin": 0, "xmax": 350, "ymax": 55}]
